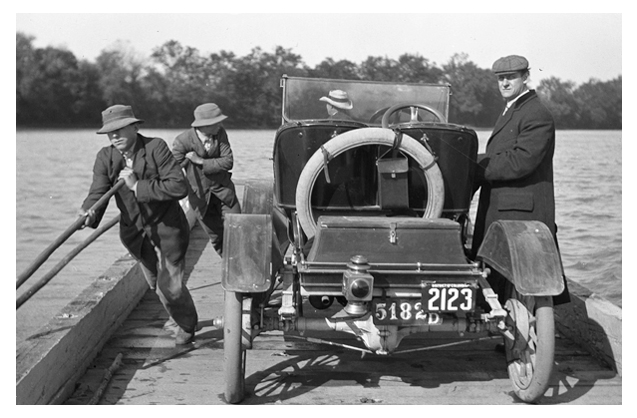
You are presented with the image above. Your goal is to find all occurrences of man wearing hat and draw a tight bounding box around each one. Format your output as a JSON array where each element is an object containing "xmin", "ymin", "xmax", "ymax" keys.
[
  {"xmin": 472, "ymin": 55, "xmax": 569, "ymax": 305},
  {"xmin": 172, "ymin": 103, "xmax": 241, "ymax": 256},
  {"xmin": 319, "ymin": 90, "xmax": 354, "ymax": 120},
  {"xmin": 79, "ymin": 104, "xmax": 199, "ymax": 345}
]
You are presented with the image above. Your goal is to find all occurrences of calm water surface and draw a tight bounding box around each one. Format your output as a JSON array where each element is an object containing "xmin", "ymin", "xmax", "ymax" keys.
[{"xmin": 16, "ymin": 128, "xmax": 622, "ymax": 342}]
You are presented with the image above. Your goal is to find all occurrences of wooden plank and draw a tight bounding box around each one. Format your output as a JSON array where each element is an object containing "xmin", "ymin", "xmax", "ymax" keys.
[
  {"xmin": 16, "ymin": 255, "xmax": 148, "ymax": 405},
  {"xmin": 69, "ymin": 343, "xmax": 621, "ymax": 405}
]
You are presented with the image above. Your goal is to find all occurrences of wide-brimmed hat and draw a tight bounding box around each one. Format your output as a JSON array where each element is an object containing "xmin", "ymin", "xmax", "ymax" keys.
[
  {"xmin": 191, "ymin": 103, "xmax": 228, "ymax": 127},
  {"xmin": 97, "ymin": 105, "xmax": 144, "ymax": 134},
  {"xmin": 492, "ymin": 55, "xmax": 529, "ymax": 75},
  {"xmin": 319, "ymin": 90, "xmax": 353, "ymax": 110}
]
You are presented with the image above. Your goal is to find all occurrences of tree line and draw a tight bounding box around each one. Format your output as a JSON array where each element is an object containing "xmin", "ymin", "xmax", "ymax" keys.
[{"xmin": 17, "ymin": 32, "xmax": 621, "ymax": 130}]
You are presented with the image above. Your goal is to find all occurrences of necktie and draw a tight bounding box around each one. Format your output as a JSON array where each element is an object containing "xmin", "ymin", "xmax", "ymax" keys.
[
  {"xmin": 204, "ymin": 139, "xmax": 212, "ymax": 152},
  {"xmin": 123, "ymin": 152, "xmax": 133, "ymax": 168}
]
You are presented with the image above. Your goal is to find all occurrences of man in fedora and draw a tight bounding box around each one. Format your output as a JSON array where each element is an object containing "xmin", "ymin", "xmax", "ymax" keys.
[
  {"xmin": 319, "ymin": 90, "xmax": 354, "ymax": 120},
  {"xmin": 472, "ymin": 55, "xmax": 569, "ymax": 306},
  {"xmin": 172, "ymin": 103, "xmax": 241, "ymax": 256},
  {"xmin": 79, "ymin": 104, "xmax": 199, "ymax": 345}
]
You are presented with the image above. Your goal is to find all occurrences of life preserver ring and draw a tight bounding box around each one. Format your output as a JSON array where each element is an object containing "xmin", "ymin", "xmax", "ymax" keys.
[{"xmin": 295, "ymin": 127, "xmax": 445, "ymax": 238}]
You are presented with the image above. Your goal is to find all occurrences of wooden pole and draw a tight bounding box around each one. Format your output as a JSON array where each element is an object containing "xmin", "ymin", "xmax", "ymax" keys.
[
  {"xmin": 87, "ymin": 353, "xmax": 123, "ymax": 405},
  {"xmin": 16, "ymin": 214, "xmax": 121, "ymax": 309},
  {"xmin": 16, "ymin": 179, "xmax": 125, "ymax": 289}
]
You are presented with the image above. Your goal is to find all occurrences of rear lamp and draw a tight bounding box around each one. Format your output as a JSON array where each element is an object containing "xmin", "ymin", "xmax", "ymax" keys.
[
  {"xmin": 342, "ymin": 255, "xmax": 374, "ymax": 302},
  {"xmin": 350, "ymin": 279, "xmax": 371, "ymax": 299}
]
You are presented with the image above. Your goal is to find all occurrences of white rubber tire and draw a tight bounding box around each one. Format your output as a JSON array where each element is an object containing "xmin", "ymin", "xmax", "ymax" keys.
[{"xmin": 295, "ymin": 127, "xmax": 444, "ymax": 238}]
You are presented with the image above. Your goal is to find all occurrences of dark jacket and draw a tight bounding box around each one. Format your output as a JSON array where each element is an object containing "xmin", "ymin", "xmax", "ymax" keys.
[
  {"xmin": 172, "ymin": 127, "xmax": 238, "ymax": 217},
  {"xmin": 82, "ymin": 134, "xmax": 190, "ymax": 265},
  {"xmin": 472, "ymin": 90, "xmax": 556, "ymax": 256}
]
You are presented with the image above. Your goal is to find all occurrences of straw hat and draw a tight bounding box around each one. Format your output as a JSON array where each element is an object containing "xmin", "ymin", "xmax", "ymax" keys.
[
  {"xmin": 97, "ymin": 105, "xmax": 144, "ymax": 134},
  {"xmin": 191, "ymin": 103, "xmax": 228, "ymax": 127},
  {"xmin": 319, "ymin": 90, "xmax": 353, "ymax": 110}
]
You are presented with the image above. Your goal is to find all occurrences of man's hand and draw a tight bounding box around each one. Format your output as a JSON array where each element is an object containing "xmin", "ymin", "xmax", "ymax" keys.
[
  {"xmin": 185, "ymin": 151, "xmax": 204, "ymax": 165},
  {"xmin": 77, "ymin": 208, "xmax": 96, "ymax": 229},
  {"xmin": 119, "ymin": 167, "xmax": 139, "ymax": 190}
]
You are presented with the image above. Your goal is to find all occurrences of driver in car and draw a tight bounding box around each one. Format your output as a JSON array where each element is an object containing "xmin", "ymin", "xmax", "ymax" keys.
[{"xmin": 319, "ymin": 89, "xmax": 354, "ymax": 120}]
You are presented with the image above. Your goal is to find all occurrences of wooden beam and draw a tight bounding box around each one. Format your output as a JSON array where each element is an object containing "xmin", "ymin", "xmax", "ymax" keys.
[{"xmin": 16, "ymin": 255, "xmax": 147, "ymax": 404}]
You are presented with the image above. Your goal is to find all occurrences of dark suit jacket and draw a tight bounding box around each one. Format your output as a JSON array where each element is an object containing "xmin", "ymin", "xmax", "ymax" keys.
[
  {"xmin": 82, "ymin": 134, "xmax": 190, "ymax": 265},
  {"xmin": 472, "ymin": 90, "xmax": 556, "ymax": 256},
  {"xmin": 172, "ymin": 127, "xmax": 238, "ymax": 218}
]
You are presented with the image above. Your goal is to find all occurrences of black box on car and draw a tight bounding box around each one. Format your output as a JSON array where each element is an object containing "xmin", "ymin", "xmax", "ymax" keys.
[{"xmin": 376, "ymin": 151, "xmax": 409, "ymax": 210}]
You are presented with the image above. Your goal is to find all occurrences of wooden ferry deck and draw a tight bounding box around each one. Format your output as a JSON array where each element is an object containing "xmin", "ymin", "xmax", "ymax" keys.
[{"xmin": 64, "ymin": 223, "xmax": 622, "ymax": 405}]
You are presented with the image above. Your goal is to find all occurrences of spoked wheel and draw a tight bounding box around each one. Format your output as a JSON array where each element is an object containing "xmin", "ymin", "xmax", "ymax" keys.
[
  {"xmin": 224, "ymin": 290, "xmax": 246, "ymax": 404},
  {"xmin": 504, "ymin": 287, "xmax": 555, "ymax": 403}
]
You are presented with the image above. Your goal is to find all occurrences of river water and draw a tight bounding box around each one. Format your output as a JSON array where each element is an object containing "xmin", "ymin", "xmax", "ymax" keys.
[{"xmin": 15, "ymin": 128, "xmax": 622, "ymax": 342}]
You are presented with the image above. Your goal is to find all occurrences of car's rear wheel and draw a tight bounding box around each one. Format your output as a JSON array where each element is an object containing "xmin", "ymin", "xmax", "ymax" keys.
[{"xmin": 504, "ymin": 287, "xmax": 555, "ymax": 403}]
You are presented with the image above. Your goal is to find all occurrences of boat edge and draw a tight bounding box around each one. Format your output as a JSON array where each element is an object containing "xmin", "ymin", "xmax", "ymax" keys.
[
  {"xmin": 554, "ymin": 280, "xmax": 622, "ymax": 376},
  {"xmin": 16, "ymin": 255, "xmax": 147, "ymax": 404}
]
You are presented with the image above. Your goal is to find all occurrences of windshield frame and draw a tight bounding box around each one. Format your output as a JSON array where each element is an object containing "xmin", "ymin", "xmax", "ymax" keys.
[{"xmin": 280, "ymin": 75, "xmax": 451, "ymax": 125}]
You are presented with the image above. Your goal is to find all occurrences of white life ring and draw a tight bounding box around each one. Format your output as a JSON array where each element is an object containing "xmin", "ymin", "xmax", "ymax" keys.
[{"xmin": 295, "ymin": 127, "xmax": 445, "ymax": 238}]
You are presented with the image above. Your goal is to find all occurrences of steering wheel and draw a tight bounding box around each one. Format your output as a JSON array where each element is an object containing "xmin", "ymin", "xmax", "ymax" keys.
[
  {"xmin": 380, "ymin": 103, "xmax": 446, "ymax": 128},
  {"xmin": 368, "ymin": 107, "xmax": 389, "ymax": 124},
  {"xmin": 369, "ymin": 106, "xmax": 422, "ymax": 124}
]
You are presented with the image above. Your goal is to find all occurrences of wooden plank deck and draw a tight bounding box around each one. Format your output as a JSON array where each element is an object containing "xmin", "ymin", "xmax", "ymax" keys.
[{"xmin": 65, "ymin": 223, "xmax": 622, "ymax": 405}]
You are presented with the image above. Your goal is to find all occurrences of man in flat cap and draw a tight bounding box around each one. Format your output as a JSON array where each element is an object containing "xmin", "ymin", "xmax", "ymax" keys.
[
  {"xmin": 172, "ymin": 103, "xmax": 241, "ymax": 256},
  {"xmin": 79, "ymin": 104, "xmax": 199, "ymax": 345},
  {"xmin": 472, "ymin": 55, "xmax": 570, "ymax": 305}
]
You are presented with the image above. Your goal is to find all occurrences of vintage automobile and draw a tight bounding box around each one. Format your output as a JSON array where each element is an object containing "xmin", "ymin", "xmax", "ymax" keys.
[{"xmin": 220, "ymin": 75, "xmax": 565, "ymax": 404}]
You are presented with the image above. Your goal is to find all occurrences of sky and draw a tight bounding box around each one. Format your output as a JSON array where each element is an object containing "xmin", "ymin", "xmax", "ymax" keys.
[{"xmin": 14, "ymin": 8, "xmax": 624, "ymax": 87}]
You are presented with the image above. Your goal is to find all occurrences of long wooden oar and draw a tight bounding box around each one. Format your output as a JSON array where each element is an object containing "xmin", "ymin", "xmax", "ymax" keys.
[
  {"xmin": 16, "ymin": 214, "xmax": 121, "ymax": 309},
  {"xmin": 16, "ymin": 179, "xmax": 125, "ymax": 289}
]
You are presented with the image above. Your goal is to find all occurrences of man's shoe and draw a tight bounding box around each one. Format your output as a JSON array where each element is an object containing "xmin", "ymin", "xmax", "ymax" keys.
[{"xmin": 176, "ymin": 328, "xmax": 195, "ymax": 345}]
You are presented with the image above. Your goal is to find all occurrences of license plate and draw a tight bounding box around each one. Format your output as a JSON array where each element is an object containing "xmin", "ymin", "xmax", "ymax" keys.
[
  {"xmin": 371, "ymin": 283, "xmax": 476, "ymax": 325},
  {"xmin": 423, "ymin": 282, "xmax": 476, "ymax": 312},
  {"xmin": 372, "ymin": 299, "xmax": 443, "ymax": 325}
]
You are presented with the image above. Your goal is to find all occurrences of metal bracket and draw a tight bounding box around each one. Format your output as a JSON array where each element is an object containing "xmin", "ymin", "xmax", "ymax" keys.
[
  {"xmin": 278, "ymin": 269, "xmax": 297, "ymax": 318},
  {"xmin": 389, "ymin": 222, "xmax": 397, "ymax": 244},
  {"xmin": 320, "ymin": 145, "xmax": 332, "ymax": 184},
  {"xmin": 477, "ymin": 270, "xmax": 508, "ymax": 319}
]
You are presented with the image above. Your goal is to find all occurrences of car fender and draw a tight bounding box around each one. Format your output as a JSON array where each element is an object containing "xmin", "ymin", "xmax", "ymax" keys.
[
  {"xmin": 222, "ymin": 213, "xmax": 274, "ymax": 293},
  {"xmin": 476, "ymin": 220, "xmax": 565, "ymax": 296}
]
